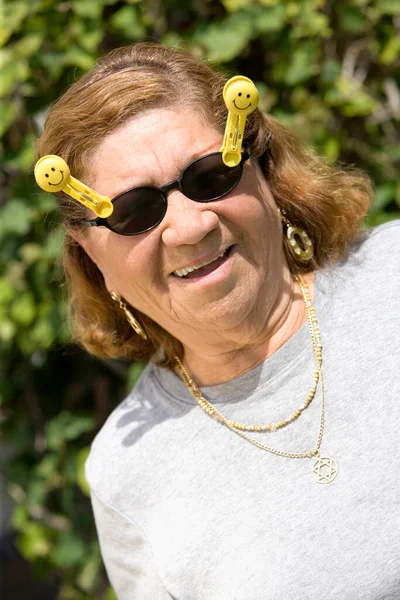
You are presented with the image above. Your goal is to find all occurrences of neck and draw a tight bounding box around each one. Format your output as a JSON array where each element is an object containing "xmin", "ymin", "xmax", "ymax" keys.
[{"xmin": 178, "ymin": 271, "xmax": 315, "ymax": 387}]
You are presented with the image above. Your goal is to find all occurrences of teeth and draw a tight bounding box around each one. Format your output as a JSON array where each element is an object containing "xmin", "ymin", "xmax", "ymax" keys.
[{"xmin": 173, "ymin": 250, "xmax": 226, "ymax": 277}]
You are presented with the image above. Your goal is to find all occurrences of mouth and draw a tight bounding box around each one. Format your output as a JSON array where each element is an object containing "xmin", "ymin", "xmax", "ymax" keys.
[
  {"xmin": 233, "ymin": 100, "xmax": 251, "ymax": 110},
  {"xmin": 172, "ymin": 246, "xmax": 234, "ymax": 280},
  {"xmin": 48, "ymin": 171, "xmax": 64, "ymax": 186}
]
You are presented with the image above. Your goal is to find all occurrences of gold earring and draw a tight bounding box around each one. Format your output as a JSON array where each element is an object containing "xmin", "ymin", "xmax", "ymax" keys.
[
  {"xmin": 279, "ymin": 209, "xmax": 314, "ymax": 262},
  {"xmin": 109, "ymin": 291, "xmax": 148, "ymax": 340}
]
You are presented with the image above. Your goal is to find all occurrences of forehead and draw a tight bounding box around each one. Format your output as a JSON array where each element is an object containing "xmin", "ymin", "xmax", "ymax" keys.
[{"xmin": 90, "ymin": 108, "xmax": 222, "ymax": 196}]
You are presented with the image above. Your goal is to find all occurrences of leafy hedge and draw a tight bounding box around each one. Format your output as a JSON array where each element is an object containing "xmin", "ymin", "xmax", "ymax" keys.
[{"xmin": 1, "ymin": 0, "xmax": 399, "ymax": 597}]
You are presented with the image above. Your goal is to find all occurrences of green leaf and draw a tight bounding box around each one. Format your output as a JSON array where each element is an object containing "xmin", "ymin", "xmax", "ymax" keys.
[
  {"xmin": 290, "ymin": 1, "xmax": 332, "ymax": 39},
  {"xmin": 76, "ymin": 551, "xmax": 101, "ymax": 591},
  {"xmin": 10, "ymin": 292, "xmax": 36, "ymax": 326},
  {"xmin": 337, "ymin": 5, "xmax": 368, "ymax": 33},
  {"xmin": 253, "ymin": 4, "xmax": 286, "ymax": 34},
  {"xmin": 12, "ymin": 34, "xmax": 44, "ymax": 59},
  {"xmin": 36, "ymin": 454, "xmax": 60, "ymax": 479},
  {"xmin": 52, "ymin": 531, "xmax": 86, "ymax": 569},
  {"xmin": 105, "ymin": 587, "xmax": 118, "ymax": 600},
  {"xmin": 370, "ymin": 184, "xmax": 396, "ymax": 213},
  {"xmin": 378, "ymin": 0, "xmax": 400, "ymax": 15},
  {"xmin": 364, "ymin": 212, "xmax": 400, "ymax": 227},
  {"xmin": 71, "ymin": 0, "xmax": 104, "ymax": 19},
  {"xmin": 127, "ymin": 361, "xmax": 147, "ymax": 390},
  {"xmin": 79, "ymin": 28, "xmax": 103, "ymax": 53},
  {"xmin": 0, "ymin": 60, "xmax": 29, "ymax": 96},
  {"xmin": 325, "ymin": 78, "xmax": 378, "ymax": 116},
  {"xmin": 396, "ymin": 187, "xmax": 400, "ymax": 209},
  {"xmin": 76, "ymin": 447, "xmax": 91, "ymax": 496},
  {"xmin": 46, "ymin": 412, "xmax": 96, "ymax": 450},
  {"xmin": 272, "ymin": 41, "xmax": 320, "ymax": 86},
  {"xmin": 63, "ymin": 45, "xmax": 96, "ymax": 71},
  {"xmin": 193, "ymin": 13, "xmax": 253, "ymax": 63},
  {"xmin": 0, "ymin": 100, "xmax": 19, "ymax": 137},
  {"xmin": 222, "ymin": 0, "xmax": 253, "ymax": 12},
  {"xmin": 0, "ymin": 1, "xmax": 31, "ymax": 46},
  {"xmin": 109, "ymin": 6, "xmax": 146, "ymax": 39},
  {"xmin": 0, "ymin": 319, "xmax": 16, "ymax": 343},
  {"xmin": 28, "ymin": 314, "xmax": 57, "ymax": 350},
  {"xmin": 0, "ymin": 199, "xmax": 33, "ymax": 237},
  {"xmin": 17, "ymin": 522, "xmax": 52, "ymax": 561},
  {"xmin": 323, "ymin": 137, "xmax": 340, "ymax": 161},
  {"xmin": 19, "ymin": 243, "xmax": 43, "ymax": 265},
  {"xmin": 26, "ymin": 479, "xmax": 49, "ymax": 504},
  {"xmin": 43, "ymin": 227, "xmax": 64, "ymax": 259},
  {"xmin": 10, "ymin": 504, "xmax": 29, "ymax": 531},
  {"xmin": 35, "ymin": 191, "xmax": 58, "ymax": 213},
  {"xmin": 380, "ymin": 36, "xmax": 400, "ymax": 64},
  {"xmin": 320, "ymin": 58, "xmax": 341, "ymax": 85},
  {"xmin": 65, "ymin": 415, "xmax": 96, "ymax": 441},
  {"xmin": 0, "ymin": 278, "xmax": 16, "ymax": 304},
  {"xmin": 36, "ymin": 51, "xmax": 67, "ymax": 80},
  {"xmin": 2, "ymin": 132, "xmax": 36, "ymax": 170}
]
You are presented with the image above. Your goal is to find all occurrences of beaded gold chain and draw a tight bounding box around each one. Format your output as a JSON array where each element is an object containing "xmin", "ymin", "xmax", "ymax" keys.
[{"xmin": 175, "ymin": 274, "xmax": 339, "ymax": 483}]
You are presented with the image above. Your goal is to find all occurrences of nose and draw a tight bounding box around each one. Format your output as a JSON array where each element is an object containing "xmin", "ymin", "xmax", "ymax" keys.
[{"xmin": 161, "ymin": 190, "xmax": 220, "ymax": 247}]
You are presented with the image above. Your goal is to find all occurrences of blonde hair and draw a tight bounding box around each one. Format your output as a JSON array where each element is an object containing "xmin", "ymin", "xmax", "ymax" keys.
[{"xmin": 36, "ymin": 42, "xmax": 373, "ymax": 369}]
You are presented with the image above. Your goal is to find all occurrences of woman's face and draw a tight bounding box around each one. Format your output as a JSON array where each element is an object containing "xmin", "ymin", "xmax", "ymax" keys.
[{"xmin": 80, "ymin": 108, "xmax": 285, "ymax": 348}]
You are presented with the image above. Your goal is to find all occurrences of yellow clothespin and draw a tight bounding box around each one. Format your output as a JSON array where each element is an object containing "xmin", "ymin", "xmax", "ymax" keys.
[
  {"xmin": 34, "ymin": 155, "xmax": 114, "ymax": 219},
  {"xmin": 220, "ymin": 76, "xmax": 259, "ymax": 167}
]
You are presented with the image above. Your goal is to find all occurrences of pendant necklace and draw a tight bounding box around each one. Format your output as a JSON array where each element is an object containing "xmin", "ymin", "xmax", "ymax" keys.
[{"xmin": 175, "ymin": 274, "xmax": 338, "ymax": 484}]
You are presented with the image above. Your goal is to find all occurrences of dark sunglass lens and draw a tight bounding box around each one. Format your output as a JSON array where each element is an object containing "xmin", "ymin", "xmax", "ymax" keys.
[
  {"xmin": 182, "ymin": 153, "xmax": 242, "ymax": 202},
  {"xmin": 108, "ymin": 188, "xmax": 166, "ymax": 235}
]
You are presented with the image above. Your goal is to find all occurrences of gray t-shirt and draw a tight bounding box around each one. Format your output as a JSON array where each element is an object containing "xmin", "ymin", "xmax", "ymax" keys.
[{"xmin": 86, "ymin": 220, "xmax": 400, "ymax": 600}]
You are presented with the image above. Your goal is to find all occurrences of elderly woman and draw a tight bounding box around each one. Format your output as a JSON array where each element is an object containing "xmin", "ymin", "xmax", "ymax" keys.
[{"xmin": 36, "ymin": 43, "xmax": 399, "ymax": 599}]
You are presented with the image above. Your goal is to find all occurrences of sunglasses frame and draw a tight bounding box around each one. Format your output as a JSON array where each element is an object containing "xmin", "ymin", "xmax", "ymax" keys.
[{"xmin": 84, "ymin": 149, "xmax": 250, "ymax": 236}]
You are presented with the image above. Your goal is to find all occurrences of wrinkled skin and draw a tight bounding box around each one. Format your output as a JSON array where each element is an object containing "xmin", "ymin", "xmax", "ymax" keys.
[{"xmin": 76, "ymin": 109, "xmax": 314, "ymax": 385}]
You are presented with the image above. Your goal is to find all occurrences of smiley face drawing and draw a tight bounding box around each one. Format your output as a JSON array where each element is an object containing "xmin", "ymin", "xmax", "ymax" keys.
[
  {"xmin": 34, "ymin": 155, "xmax": 71, "ymax": 192},
  {"xmin": 223, "ymin": 76, "xmax": 259, "ymax": 116},
  {"xmin": 34, "ymin": 154, "xmax": 114, "ymax": 218},
  {"xmin": 220, "ymin": 75, "xmax": 259, "ymax": 167}
]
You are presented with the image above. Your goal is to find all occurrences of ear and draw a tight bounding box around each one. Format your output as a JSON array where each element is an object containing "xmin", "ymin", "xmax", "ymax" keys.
[
  {"xmin": 68, "ymin": 229, "xmax": 120, "ymax": 295},
  {"xmin": 68, "ymin": 228, "xmax": 98, "ymax": 265}
]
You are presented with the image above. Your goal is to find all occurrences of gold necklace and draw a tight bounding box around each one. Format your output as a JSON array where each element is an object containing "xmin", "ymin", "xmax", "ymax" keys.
[{"xmin": 175, "ymin": 275, "xmax": 338, "ymax": 484}]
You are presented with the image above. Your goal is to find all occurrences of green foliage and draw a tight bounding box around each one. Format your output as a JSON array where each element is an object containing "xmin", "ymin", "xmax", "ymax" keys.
[{"xmin": 1, "ymin": 0, "xmax": 399, "ymax": 597}]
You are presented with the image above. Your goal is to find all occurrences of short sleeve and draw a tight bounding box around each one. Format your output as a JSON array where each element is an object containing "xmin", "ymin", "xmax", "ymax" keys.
[{"xmin": 90, "ymin": 490, "xmax": 172, "ymax": 600}]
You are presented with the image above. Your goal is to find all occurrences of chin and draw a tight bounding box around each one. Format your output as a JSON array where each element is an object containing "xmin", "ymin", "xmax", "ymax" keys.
[{"xmin": 194, "ymin": 281, "xmax": 262, "ymax": 331}]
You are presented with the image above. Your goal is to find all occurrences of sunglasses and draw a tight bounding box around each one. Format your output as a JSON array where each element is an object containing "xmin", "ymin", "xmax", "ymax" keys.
[{"xmin": 84, "ymin": 150, "xmax": 250, "ymax": 236}]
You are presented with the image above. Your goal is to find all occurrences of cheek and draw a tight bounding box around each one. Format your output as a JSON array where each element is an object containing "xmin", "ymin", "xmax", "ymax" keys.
[
  {"xmin": 85, "ymin": 229, "xmax": 161, "ymax": 295},
  {"xmin": 115, "ymin": 242, "xmax": 161, "ymax": 292},
  {"xmin": 218, "ymin": 174, "xmax": 275, "ymax": 232}
]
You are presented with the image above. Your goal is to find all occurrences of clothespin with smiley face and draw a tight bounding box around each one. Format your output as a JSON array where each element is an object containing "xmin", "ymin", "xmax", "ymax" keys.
[
  {"xmin": 34, "ymin": 155, "xmax": 114, "ymax": 219},
  {"xmin": 220, "ymin": 76, "xmax": 259, "ymax": 167}
]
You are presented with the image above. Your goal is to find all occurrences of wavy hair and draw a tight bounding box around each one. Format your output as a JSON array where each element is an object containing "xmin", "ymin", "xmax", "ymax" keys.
[{"xmin": 36, "ymin": 42, "xmax": 373, "ymax": 369}]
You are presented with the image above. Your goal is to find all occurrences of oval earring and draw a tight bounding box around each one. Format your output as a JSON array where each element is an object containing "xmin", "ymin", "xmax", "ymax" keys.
[
  {"xmin": 279, "ymin": 209, "xmax": 314, "ymax": 262},
  {"xmin": 109, "ymin": 291, "xmax": 148, "ymax": 340},
  {"xmin": 286, "ymin": 225, "xmax": 314, "ymax": 261}
]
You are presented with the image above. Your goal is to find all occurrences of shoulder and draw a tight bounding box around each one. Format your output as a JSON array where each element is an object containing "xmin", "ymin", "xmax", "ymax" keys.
[
  {"xmin": 349, "ymin": 219, "xmax": 399, "ymax": 280},
  {"xmin": 358, "ymin": 219, "xmax": 400, "ymax": 254},
  {"xmin": 316, "ymin": 219, "xmax": 399, "ymax": 322},
  {"xmin": 353, "ymin": 219, "xmax": 399, "ymax": 281},
  {"xmin": 324, "ymin": 219, "xmax": 399, "ymax": 287},
  {"xmin": 85, "ymin": 361, "xmax": 171, "ymax": 504}
]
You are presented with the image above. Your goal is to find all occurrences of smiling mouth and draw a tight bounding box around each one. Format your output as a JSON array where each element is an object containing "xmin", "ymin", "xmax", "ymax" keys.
[
  {"xmin": 233, "ymin": 100, "xmax": 251, "ymax": 110},
  {"xmin": 172, "ymin": 246, "xmax": 233, "ymax": 279},
  {"xmin": 48, "ymin": 171, "xmax": 64, "ymax": 186}
]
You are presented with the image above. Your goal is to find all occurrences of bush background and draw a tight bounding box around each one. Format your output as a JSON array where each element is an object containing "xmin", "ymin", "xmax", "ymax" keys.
[{"xmin": 1, "ymin": 0, "xmax": 399, "ymax": 598}]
